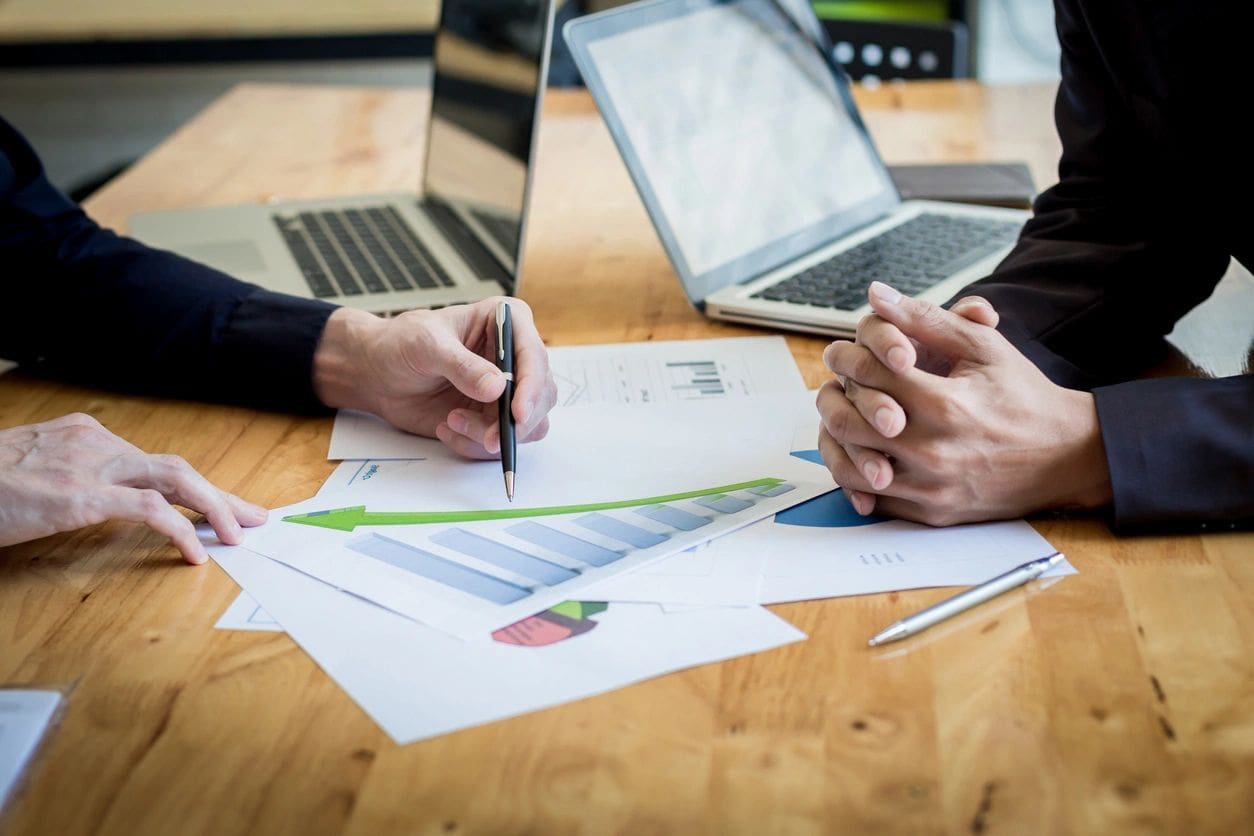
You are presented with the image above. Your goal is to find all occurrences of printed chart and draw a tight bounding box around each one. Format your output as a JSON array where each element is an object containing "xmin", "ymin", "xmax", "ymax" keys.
[
  {"xmin": 251, "ymin": 475, "xmax": 826, "ymax": 639},
  {"xmin": 547, "ymin": 337, "xmax": 803, "ymax": 406},
  {"xmin": 492, "ymin": 601, "xmax": 609, "ymax": 647}
]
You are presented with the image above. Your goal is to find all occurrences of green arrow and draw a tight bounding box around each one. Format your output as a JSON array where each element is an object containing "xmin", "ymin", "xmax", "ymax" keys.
[{"xmin": 282, "ymin": 477, "xmax": 786, "ymax": 532}]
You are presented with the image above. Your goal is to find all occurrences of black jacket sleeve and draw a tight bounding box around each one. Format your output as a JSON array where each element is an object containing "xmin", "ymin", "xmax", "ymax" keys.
[
  {"xmin": 0, "ymin": 115, "xmax": 337, "ymax": 413},
  {"xmin": 949, "ymin": 0, "xmax": 1253, "ymax": 533}
]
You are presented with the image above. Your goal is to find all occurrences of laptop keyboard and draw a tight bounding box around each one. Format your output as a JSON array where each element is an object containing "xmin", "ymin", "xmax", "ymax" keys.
[
  {"xmin": 469, "ymin": 208, "xmax": 520, "ymax": 255},
  {"xmin": 273, "ymin": 206, "xmax": 456, "ymax": 299},
  {"xmin": 750, "ymin": 213, "xmax": 1021, "ymax": 311}
]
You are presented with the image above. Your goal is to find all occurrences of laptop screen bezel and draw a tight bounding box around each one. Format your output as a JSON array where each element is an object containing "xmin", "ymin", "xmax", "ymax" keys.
[
  {"xmin": 564, "ymin": 0, "xmax": 902, "ymax": 306},
  {"xmin": 422, "ymin": 0, "xmax": 557, "ymax": 293}
]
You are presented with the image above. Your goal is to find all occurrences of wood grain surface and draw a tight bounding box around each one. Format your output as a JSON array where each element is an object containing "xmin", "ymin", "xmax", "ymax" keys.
[{"xmin": 1, "ymin": 83, "xmax": 1251, "ymax": 835}]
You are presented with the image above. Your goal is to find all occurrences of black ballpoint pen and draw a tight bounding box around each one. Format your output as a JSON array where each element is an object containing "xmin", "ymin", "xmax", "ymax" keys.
[{"xmin": 495, "ymin": 301, "xmax": 516, "ymax": 501}]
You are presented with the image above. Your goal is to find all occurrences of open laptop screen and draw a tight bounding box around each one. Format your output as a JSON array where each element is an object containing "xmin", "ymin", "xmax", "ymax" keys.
[
  {"xmin": 566, "ymin": 0, "xmax": 900, "ymax": 304},
  {"xmin": 424, "ymin": 0, "xmax": 553, "ymax": 276}
]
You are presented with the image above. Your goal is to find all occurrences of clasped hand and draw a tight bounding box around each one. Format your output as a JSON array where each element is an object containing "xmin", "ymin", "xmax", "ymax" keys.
[
  {"xmin": 816, "ymin": 281, "xmax": 1111, "ymax": 525},
  {"xmin": 0, "ymin": 297, "xmax": 557, "ymax": 564}
]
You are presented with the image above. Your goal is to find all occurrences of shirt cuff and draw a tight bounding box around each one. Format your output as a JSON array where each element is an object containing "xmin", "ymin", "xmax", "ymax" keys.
[
  {"xmin": 214, "ymin": 288, "xmax": 337, "ymax": 414},
  {"xmin": 1093, "ymin": 375, "xmax": 1254, "ymax": 533}
]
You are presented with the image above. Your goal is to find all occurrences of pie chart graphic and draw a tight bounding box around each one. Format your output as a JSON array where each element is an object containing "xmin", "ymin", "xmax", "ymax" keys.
[{"xmin": 775, "ymin": 450, "xmax": 888, "ymax": 527}]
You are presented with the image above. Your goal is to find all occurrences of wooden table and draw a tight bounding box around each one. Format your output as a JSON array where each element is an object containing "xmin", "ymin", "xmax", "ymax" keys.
[
  {"xmin": 2, "ymin": 83, "xmax": 1251, "ymax": 835},
  {"xmin": 0, "ymin": 0, "xmax": 437, "ymax": 41}
]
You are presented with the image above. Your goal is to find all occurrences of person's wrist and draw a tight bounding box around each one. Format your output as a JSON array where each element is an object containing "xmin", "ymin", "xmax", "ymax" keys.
[
  {"xmin": 312, "ymin": 307, "xmax": 387, "ymax": 414},
  {"xmin": 1049, "ymin": 389, "xmax": 1114, "ymax": 511}
]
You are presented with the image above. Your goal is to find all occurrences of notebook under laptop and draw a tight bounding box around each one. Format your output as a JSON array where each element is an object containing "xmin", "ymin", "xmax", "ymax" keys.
[
  {"xmin": 130, "ymin": 0, "xmax": 557, "ymax": 313},
  {"xmin": 563, "ymin": 0, "xmax": 1029, "ymax": 337}
]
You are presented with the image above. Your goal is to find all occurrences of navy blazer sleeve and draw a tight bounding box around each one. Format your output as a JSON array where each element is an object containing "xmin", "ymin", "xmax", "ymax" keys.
[
  {"xmin": 0, "ymin": 115, "xmax": 337, "ymax": 413},
  {"xmin": 950, "ymin": 0, "xmax": 1253, "ymax": 533}
]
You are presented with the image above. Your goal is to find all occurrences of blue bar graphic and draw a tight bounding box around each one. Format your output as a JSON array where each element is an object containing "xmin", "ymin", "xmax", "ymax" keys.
[
  {"xmin": 694, "ymin": 494, "xmax": 755, "ymax": 514},
  {"xmin": 747, "ymin": 482, "xmax": 797, "ymax": 498},
  {"xmin": 431, "ymin": 528, "xmax": 579, "ymax": 586},
  {"xmin": 505, "ymin": 521, "xmax": 624, "ymax": 567},
  {"xmin": 635, "ymin": 504, "xmax": 711, "ymax": 531},
  {"xmin": 347, "ymin": 533, "xmax": 528, "ymax": 605},
  {"xmin": 575, "ymin": 513, "xmax": 669, "ymax": 548}
]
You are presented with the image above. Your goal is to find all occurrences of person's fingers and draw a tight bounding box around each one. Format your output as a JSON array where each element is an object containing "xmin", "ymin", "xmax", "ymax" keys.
[
  {"xmin": 435, "ymin": 422, "xmax": 497, "ymax": 460},
  {"xmin": 844, "ymin": 488, "xmax": 878, "ymax": 517},
  {"xmin": 853, "ymin": 316, "xmax": 916, "ymax": 374},
  {"xmin": 223, "ymin": 492, "xmax": 269, "ymax": 527},
  {"xmin": 515, "ymin": 373, "xmax": 558, "ymax": 440},
  {"xmin": 428, "ymin": 323, "xmax": 508, "ymax": 404},
  {"xmin": 106, "ymin": 453, "xmax": 246, "ymax": 546},
  {"xmin": 841, "ymin": 439, "xmax": 896, "ymax": 492},
  {"xmin": 816, "ymin": 380, "xmax": 904, "ymax": 448},
  {"xmin": 841, "ymin": 377, "xmax": 907, "ymax": 439},
  {"xmin": 949, "ymin": 295, "xmax": 999, "ymax": 328},
  {"xmin": 446, "ymin": 408, "xmax": 500, "ymax": 455},
  {"xmin": 102, "ymin": 487, "xmax": 209, "ymax": 564},
  {"xmin": 863, "ymin": 493, "xmax": 961, "ymax": 527},
  {"xmin": 518, "ymin": 414, "xmax": 551, "ymax": 444},
  {"xmin": 823, "ymin": 341, "xmax": 929, "ymax": 404},
  {"xmin": 817, "ymin": 426, "xmax": 878, "ymax": 510},
  {"xmin": 866, "ymin": 281, "xmax": 999, "ymax": 364}
]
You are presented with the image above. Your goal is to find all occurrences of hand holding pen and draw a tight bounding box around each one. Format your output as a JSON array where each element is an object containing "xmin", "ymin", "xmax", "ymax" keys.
[{"xmin": 321, "ymin": 296, "xmax": 556, "ymax": 460}]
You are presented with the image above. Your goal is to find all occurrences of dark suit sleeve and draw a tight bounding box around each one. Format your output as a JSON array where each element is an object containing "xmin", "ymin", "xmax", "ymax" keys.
[
  {"xmin": 0, "ymin": 115, "xmax": 336, "ymax": 413},
  {"xmin": 945, "ymin": 0, "xmax": 1253, "ymax": 532}
]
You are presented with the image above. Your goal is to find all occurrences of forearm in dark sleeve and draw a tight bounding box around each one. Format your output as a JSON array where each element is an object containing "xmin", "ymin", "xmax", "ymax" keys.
[
  {"xmin": 3, "ymin": 225, "xmax": 336, "ymax": 412},
  {"xmin": 1, "ymin": 115, "xmax": 337, "ymax": 412},
  {"xmin": 1093, "ymin": 375, "xmax": 1254, "ymax": 533},
  {"xmin": 947, "ymin": 0, "xmax": 1231, "ymax": 388}
]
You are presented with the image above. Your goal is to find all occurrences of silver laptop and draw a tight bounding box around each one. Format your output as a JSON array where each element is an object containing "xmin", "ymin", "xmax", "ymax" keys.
[
  {"xmin": 131, "ymin": 0, "xmax": 557, "ymax": 313},
  {"xmin": 563, "ymin": 0, "xmax": 1030, "ymax": 337}
]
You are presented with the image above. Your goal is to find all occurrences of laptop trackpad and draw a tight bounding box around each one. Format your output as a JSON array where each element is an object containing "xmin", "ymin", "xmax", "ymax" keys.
[{"xmin": 175, "ymin": 240, "xmax": 268, "ymax": 275}]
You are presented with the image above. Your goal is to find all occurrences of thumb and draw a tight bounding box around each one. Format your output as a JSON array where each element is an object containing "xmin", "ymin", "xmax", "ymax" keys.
[
  {"xmin": 428, "ymin": 334, "xmax": 506, "ymax": 403},
  {"xmin": 867, "ymin": 281, "xmax": 996, "ymax": 363}
]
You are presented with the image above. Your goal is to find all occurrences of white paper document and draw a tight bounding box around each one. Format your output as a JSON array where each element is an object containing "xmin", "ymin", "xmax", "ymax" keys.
[
  {"xmin": 214, "ymin": 592, "xmax": 281, "ymax": 631},
  {"xmin": 0, "ymin": 689, "xmax": 61, "ymax": 810},
  {"xmin": 243, "ymin": 396, "xmax": 825, "ymax": 638},
  {"xmin": 327, "ymin": 336, "xmax": 805, "ymax": 460},
  {"xmin": 328, "ymin": 410, "xmax": 440, "ymax": 461},
  {"xmin": 210, "ymin": 544, "xmax": 804, "ymax": 744},
  {"xmin": 585, "ymin": 536, "xmax": 764, "ymax": 605},
  {"xmin": 548, "ymin": 336, "xmax": 803, "ymax": 406}
]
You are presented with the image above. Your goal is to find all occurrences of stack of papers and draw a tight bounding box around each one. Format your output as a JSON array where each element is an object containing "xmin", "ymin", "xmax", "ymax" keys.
[{"xmin": 210, "ymin": 336, "xmax": 1072, "ymax": 744}]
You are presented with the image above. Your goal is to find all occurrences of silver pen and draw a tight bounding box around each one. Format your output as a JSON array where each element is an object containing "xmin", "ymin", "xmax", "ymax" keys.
[{"xmin": 867, "ymin": 552, "xmax": 1065, "ymax": 647}]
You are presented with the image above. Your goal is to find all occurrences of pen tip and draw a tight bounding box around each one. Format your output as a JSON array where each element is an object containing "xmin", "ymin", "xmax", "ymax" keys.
[{"xmin": 504, "ymin": 471, "xmax": 514, "ymax": 502}]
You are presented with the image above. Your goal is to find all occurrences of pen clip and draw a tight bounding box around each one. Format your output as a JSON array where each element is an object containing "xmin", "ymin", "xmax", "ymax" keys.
[{"xmin": 495, "ymin": 302, "xmax": 507, "ymax": 362}]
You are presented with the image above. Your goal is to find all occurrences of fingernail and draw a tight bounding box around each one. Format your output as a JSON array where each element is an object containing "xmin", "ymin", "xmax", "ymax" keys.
[
  {"xmin": 869, "ymin": 281, "xmax": 902, "ymax": 305},
  {"xmin": 862, "ymin": 461, "xmax": 881, "ymax": 489},
  {"xmin": 448, "ymin": 411, "xmax": 469, "ymax": 434},
  {"xmin": 849, "ymin": 491, "xmax": 870, "ymax": 515},
  {"xmin": 477, "ymin": 371, "xmax": 499, "ymax": 396},
  {"xmin": 886, "ymin": 345, "xmax": 909, "ymax": 372},
  {"xmin": 874, "ymin": 406, "xmax": 896, "ymax": 435},
  {"xmin": 247, "ymin": 501, "xmax": 267, "ymax": 517}
]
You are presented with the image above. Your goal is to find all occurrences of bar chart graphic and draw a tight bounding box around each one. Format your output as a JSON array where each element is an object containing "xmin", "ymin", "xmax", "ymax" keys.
[
  {"xmin": 264, "ymin": 476, "xmax": 819, "ymax": 638},
  {"xmin": 552, "ymin": 353, "xmax": 746, "ymax": 405}
]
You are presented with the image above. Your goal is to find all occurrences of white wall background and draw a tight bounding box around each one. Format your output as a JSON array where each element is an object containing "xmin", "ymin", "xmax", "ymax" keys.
[{"xmin": 977, "ymin": 0, "xmax": 1060, "ymax": 83}]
